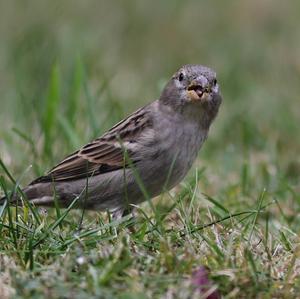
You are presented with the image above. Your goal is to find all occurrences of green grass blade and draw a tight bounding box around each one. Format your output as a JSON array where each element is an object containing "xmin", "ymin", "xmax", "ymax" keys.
[
  {"xmin": 67, "ymin": 55, "xmax": 83, "ymax": 127},
  {"xmin": 248, "ymin": 189, "xmax": 266, "ymax": 244},
  {"xmin": 42, "ymin": 63, "xmax": 61, "ymax": 160}
]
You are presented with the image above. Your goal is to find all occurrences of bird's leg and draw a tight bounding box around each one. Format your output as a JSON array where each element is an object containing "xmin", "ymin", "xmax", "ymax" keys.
[
  {"xmin": 111, "ymin": 206, "xmax": 133, "ymax": 221},
  {"xmin": 111, "ymin": 206, "xmax": 137, "ymax": 233}
]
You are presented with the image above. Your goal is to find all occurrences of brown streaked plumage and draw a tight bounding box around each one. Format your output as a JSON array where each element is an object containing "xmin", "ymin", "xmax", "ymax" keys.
[{"xmin": 32, "ymin": 106, "xmax": 151, "ymax": 183}]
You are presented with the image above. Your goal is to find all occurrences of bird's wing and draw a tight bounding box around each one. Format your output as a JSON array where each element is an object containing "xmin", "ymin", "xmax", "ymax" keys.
[{"xmin": 31, "ymin": 105, "xmax": 153, "ymax": 184}]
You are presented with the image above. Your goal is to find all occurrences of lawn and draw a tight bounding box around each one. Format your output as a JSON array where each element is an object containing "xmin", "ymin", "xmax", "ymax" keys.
[{"xmin": 0, "ymin": 1, "xmax": 300, "ymax": 298}]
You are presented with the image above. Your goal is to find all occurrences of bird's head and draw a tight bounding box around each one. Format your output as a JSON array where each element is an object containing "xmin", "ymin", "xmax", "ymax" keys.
[{"xmin": 159, "ymin": 64, "xmax": 222, "ymax": 124}]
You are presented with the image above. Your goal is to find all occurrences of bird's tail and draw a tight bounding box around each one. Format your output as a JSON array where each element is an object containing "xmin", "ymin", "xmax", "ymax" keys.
[
  {"xmin": 0, "ymin": 183, "xmax": 54, "ymax": 207},
  {"xmin": 0, "ymin": 195, "xmax": 7, "ymax": 206},
  {"xmin": 0, "ymin": 191, "xmax": 24, "ymax": 207}
]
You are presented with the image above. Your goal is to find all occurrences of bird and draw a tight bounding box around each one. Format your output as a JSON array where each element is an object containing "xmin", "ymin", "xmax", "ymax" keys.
[{"xmin": 0, "ymin": 64, "xmax": 222, "ymax": 219}]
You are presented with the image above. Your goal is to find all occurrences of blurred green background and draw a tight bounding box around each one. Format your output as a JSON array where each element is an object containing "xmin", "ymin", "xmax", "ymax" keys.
[{"xmin": 0, "ymin": 0, "xmax": 299, "ymax": 187}]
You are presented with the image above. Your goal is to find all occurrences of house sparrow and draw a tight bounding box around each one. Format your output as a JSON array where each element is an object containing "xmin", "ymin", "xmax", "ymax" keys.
[{"xmin": 0, "ymin": 65, "xmax": 222, "ymax": 218}]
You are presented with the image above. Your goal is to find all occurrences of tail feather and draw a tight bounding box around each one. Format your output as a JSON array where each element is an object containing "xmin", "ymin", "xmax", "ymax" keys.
[
  {"xmin": 0, "ymin": 195, "xmax": 7, "ymax": 206},
  {"xmin": 1, "ymin": 181, "xmax": 86, "ymax": 209},
  {"xmin": 0, "ymin": 190, "xmax": 23, "ymax": 206},
  {"xmin": 0, "ymin": 182, "xmax": 54, "ymax": 207},
  {"xmin": 0, "ymin": 192, "xmax": 19, "ymax": 206}
]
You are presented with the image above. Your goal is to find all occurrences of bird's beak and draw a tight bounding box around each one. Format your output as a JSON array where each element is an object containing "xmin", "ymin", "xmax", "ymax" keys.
[{"xmin": 187, "ymin": 78, "xmax": 211, "ymax": 102}]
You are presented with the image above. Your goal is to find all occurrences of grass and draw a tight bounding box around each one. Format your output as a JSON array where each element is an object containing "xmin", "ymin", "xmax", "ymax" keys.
[{"xmin": 0, "ymin": 1, "xmax": 300, "ymax": 298}]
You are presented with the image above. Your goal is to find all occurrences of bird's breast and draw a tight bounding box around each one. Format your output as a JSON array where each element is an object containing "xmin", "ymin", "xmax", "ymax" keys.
[{"xmin": 148, "ymin": 116, "xmax": 207, "ymax": 190}]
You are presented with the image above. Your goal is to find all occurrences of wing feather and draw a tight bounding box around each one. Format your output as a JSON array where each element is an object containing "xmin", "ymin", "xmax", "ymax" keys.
[{"xmin": 30, "ymin": 104, "xmax": 153, "ymax": 184}]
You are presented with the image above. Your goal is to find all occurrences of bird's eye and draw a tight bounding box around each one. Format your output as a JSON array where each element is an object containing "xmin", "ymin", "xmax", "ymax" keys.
[
  {"xmin": 178, "ymin": 72, "xmax": 184, "ymax": 81},
  {"xmin": 213, "ymin": 78, "xmax": 217, "ymax": 86}
]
